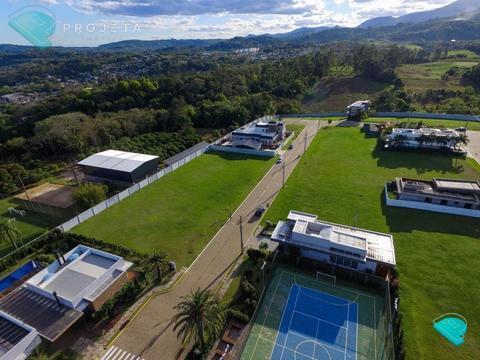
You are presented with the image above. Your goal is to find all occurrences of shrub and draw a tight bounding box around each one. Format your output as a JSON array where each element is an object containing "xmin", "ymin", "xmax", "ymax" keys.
[
  {"xmin": 73, "ymin": 183, "xmax": 108, "ymax": 208},
  {"xmin": 246, "ymin": 248, "xmax": 263, "ymax": 263},
  {"xmin": 224, "ymin": 308, "xmax": 250, "ymax": 323}
]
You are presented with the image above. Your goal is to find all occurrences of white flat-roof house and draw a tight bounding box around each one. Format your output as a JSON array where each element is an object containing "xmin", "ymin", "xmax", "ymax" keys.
[
  {"xmin": 346, "ymin": 100, "xmax": 371, "ymax": 118},
  {"xmin": 271, "ymin": 211, "xmax": 396, "ymax": 276},
  {"xmin": 25, "ymin": 245, "xmax": 132, "ymax": 312},
  {"xmin": 384, "ymin": 128, "xmax": 465, "ymax": 153},
  {"xmin": 0, "ymin": 311, "xmax": 41, "ymax": 360},
  {"xmin": 231, "ymin": 121, "xmax": 285, "ymax": 150},
  {"xmin": 0, "ymin": 245, "xmax": 132, "ymax": 343}
]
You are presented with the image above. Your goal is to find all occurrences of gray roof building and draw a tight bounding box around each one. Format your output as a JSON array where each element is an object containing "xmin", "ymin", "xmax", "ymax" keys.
[{"xmin": 78, "ymin": 150, "xmax": 159, "ymax": 184}]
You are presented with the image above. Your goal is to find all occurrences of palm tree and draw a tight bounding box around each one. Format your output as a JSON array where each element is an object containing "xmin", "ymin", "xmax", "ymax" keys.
[
  {"xmin": 146, "ymin": 250, "xmax": 168, "ymax": 283},
  {"xmin": 173, "ymin": 288, "xmax": 224, "ymax": 349},
  {"xmin": 0, "ymin": 219, "xmax": 22, "ymax": 249}
]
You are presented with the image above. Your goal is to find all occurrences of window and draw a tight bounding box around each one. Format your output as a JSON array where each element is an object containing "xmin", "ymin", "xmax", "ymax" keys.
[
  {"xmin": 464, "ymin": 203, "xmax": 472, "ymax": 209},
  {"xmin": 440, "ymin": 200, "xmax": 448, "ymax": 205},
  {"xmin": 425, "ymin": 197, "xmax": 432, "ymax": 203}
]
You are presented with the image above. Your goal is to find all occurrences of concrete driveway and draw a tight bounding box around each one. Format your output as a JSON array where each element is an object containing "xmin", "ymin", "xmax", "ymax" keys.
[
  {"xmin": 107, "ymin": 120, "xmax": 325, "ymax": 360},
  {"xmin": 466, "ymin": 130, "xmax": 480, "ymax": 165}
]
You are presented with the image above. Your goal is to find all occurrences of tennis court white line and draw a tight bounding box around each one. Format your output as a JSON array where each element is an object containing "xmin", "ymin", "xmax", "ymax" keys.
[
  {"xmin": 293, "ymin": 310, "xmax": 348, "ymax": 330},
  {"xmin": 250, "ymin": 271, "xmax": 286, "ymax": 360},
  {"xmin": 285, "ymin": 270, "xmax": 376, "ymax": 301},
  {"xmin": 259, "ymin": 334, "xmax": 345, "ymax": 357},
  {"xmin": 279, "ymin": 285, "xmax": 301, "ymax": 359},
  {"xmin": 345, "ymin": 301, "xmax": 350, "ymax": 360},
  {"xmin": 298, "ymin": 286, "xmax": 356, "ymax": 307}
]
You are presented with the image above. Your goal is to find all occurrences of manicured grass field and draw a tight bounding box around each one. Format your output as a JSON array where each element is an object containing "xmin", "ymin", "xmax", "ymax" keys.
[
  {"xmin": 73, "ymin": 152, "xmax": 273, "ymax": 267},
  {"xmin": 0, "ymin": 197, "xmax": 53, "ymax": 256},
  {"xmin": 263, "ymin": 127, "xmax": 480, "ymax": 360},
  {"xmin": 366, "ymin": 117, "xmax": 480, "ymax": 131}
]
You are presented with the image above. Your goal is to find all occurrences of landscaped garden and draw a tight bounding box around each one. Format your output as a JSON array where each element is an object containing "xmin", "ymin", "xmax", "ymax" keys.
[
  {"xmin": 73, "ymin": 152, "xmax": 273, "ymax": 267},
  {"xmin": 262, "ymin": 127, "xmax": 480, "ymax": 360}
]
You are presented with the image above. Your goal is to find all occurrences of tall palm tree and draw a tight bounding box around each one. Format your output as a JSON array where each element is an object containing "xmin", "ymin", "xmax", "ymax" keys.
[
  {"xmin": 146, "ymin": 250, "xmax": 168, "ymax": 283},
  {"xmin": 173, "ymin": 288, "xmax": 224, "ymax": 349},
  {"xmin": 0, "ymin": 219, "xmax": 22, "ymax": 249}
]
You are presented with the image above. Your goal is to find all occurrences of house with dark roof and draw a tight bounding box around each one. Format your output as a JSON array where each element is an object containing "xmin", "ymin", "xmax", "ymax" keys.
[{"xmin": 0, "ymin": 311, "xmax": 40, "ymax": 360}]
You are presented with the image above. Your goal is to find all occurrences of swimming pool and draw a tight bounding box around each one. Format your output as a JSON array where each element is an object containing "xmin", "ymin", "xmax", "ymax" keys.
[
  {"xmin": 0, "ymin": 261, "xmax": 39, "ymax": 292},
  {"xmin": 433, "ymin": 313, "xmax": 467, "ymax": 346}
]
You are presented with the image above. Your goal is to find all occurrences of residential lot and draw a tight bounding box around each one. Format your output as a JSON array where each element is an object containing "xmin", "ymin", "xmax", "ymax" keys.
[
  {"xmin": 263, "ymin": 127, "xmax": 480, "ymax": 359},
  {"xmin": 73, "ymin": 152, "xmax": 273, "ymax": 267}
]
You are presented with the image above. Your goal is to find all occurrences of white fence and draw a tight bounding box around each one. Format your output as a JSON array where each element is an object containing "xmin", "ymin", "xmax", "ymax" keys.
[
  {"xmin": 384, "ymin": 185, "xmax": 480, "ymax": 218},
  {"xmin": 57, "ymin": 144, "xmax": 210, "ymax": 232},
  {"xmin": 280, "ymin": 111, "xmax": 480, "ymax": 122}
]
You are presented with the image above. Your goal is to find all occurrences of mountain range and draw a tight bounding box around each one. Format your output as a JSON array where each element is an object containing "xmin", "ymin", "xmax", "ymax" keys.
[{"xmin": 1, "ymin": 0, "xmax": 480, "ymax": 52}]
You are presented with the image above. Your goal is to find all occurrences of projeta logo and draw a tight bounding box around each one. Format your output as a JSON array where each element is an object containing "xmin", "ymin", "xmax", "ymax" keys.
[{"xmin": 8, "ymin": 6, "xmax": 55, "ymax": 48}]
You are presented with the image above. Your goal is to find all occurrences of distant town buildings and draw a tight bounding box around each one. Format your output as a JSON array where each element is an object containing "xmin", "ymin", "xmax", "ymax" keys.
[
  {"xmin": 384, "ymin": 128, "xmax": 467, "ymax": 153},
  {"xmin": 387, "ymin": 178, "xmax": 480, "ymax": 216},
  {"xmin": 271, "ymin": 210, "xmax": 396, "ymax": 276}
]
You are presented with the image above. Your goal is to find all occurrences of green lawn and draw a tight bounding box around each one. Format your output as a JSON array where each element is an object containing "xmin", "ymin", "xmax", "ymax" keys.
[
  {"xmin": 73, "ymin": 152, "xmax": 273, "ymax": 267},
  {"xmin": 0, "ymin": 197, "xmax": 53, "ymax": 255},
  {"xmin": 282, "ymin": 124, "xmax": 305, "ymax": 150},
  {"xmin": 366, "ymin": 117, "xmax": 480, "ymax": 131},
  {"xmin": 263, "ymin": 127, "xmax": 480, "ymax": 360}
]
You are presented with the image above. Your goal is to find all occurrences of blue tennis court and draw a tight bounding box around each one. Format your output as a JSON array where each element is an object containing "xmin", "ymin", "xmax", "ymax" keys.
[{"xmin": 271, "ymin": 284, "xmax": 358, "ymax": 360}]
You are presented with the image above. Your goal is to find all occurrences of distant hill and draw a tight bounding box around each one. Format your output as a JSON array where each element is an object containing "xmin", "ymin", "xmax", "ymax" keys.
[
  {"xmin": 97, "ymin": 39, "xmax": 220, "ymax": 51},
  {"xmin": 359, "ymin": 0, "xmax": 480, "ymax": 28}
]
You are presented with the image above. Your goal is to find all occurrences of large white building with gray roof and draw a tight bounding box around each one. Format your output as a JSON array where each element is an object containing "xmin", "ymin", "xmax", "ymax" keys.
[
  {"xmin": 78, "ymin": 150, "xmax": 159, "ymax": 185},
  {"xmin": 271, "ymin": 211, "xmax": 396, "ymax": 276}
]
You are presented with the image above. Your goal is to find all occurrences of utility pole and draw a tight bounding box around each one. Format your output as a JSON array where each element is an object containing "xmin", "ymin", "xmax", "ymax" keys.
[
  {"xmin": 70, "ymin": 160, "xmax": 80, "ymax": 186},
  {"xmin": 282, "ymin": 160, "xmax": 285, "ymax": 187},
  {"xmin": 304, "ymin": 130, "xmax": 307, "ymax": 154},
  {"xmin": 260, "ymin": 261, "xmax": 267, "ymax": 290},
  {"xmin": 18, "ymin": 176, "xmax": 32, "ymax": 211},
  {"xmin": 317, "ymin": 120, "xmax": 320, "ymax": 132},
  {"xmin": 239, "ymin": 215, "xmax": 244, "ymax": 254}
]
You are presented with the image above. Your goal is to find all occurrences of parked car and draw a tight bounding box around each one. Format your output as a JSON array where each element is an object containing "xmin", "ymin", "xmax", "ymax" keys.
[
  {"xmin": 255, "ymin": 207, "xmax": 266, "ymax": 217},
  {"xmin": 276, "ymin": 156, "xmax": 283, "ymax": 164},
  {"xmin": 288, "ymin": 144, "xmax": 294, "ymax": 150},
  {"xmin": 455, "ymin": 127, "xmax": 467, "ymax": 132}
]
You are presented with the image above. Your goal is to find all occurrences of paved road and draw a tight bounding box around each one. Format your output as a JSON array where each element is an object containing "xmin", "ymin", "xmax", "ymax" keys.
[
  {"xmin": 466, "ymin": 130, "xmax": 480, "ymax": 164},
  {"xmin": 110, "ymin": 120, "xmax": 323, "ymax": 360}
]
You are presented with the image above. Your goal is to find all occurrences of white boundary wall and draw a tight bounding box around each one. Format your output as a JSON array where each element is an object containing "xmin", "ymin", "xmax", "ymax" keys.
[
  {"xmin": 281, "ymin": 112, "xmax": 480, "ymax": 122},
  {"xmin": 384, "ymin": 185, "xmax": 480, "ymax": 218},
  {"xmin": 58, "ymin": 144, "xmax": 210, "ymax": 232}
]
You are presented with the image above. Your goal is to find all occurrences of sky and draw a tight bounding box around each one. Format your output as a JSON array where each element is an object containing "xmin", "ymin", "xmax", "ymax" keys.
[{"xmin": 1, "ymin": 0, "xmax": 457, "ymax": 47}]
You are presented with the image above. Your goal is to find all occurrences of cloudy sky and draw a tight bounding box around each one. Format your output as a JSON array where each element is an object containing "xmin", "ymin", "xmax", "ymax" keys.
[{"xmin": 2, "ymin": 0, "xmax": 456, "ymax": 46}]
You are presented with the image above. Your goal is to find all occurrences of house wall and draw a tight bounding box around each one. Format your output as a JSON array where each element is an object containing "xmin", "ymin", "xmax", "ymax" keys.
[
  {"xmin": 88, "ymin": 271, "xmax": 129, "ymax": 312},
  {"xmin": 208, "ymin": 145, "xmax": 276, "ymax": 157},
  {"xmin": 131, "ymin": 159, "xmax": 160, "ymax": 183},
  {"xmin": 386, "ymin": 185, "xmax": 480, "ymax": 217}
]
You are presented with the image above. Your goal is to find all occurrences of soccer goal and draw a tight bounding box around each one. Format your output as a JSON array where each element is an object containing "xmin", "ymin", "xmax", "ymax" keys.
[{"xmin": 316, "ymin": 271, "xmax": 336, "ymax": 287}]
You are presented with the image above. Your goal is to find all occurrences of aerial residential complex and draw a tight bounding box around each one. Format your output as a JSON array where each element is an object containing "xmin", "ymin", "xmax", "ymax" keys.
[
  {"xmin": 384, "ymin": 127, "xmax": 466, "ymax": 153},
  {"xmin": 387, "ymin": 177, "xmax": 480, "ymax": 216},
  {"xmin": 78, "ymin": 150, "xmax": 159, "ymax": 185},
  {"xmin": 230, "ymin": 120, "xmax": 286, "ymax": 150},
  {"xmin": 0, "ymin": 246, "xmax": 132, "ymax": 355},
  {"xmin": 271, "ymin": 210, "xmax": 396, "ymax": 276}
]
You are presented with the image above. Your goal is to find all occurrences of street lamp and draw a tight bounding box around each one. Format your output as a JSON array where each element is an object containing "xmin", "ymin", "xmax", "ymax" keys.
[{"xmin": 260, "ymin": 261, "xmax": 267, "ymax": 290}]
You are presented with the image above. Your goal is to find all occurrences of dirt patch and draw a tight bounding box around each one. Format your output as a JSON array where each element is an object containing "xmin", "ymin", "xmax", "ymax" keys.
[
  {"xmin": 16, "ymin": 183, "xmax": 75, "ymax": 209},
  {"xmin": 303, "ymin": 76, "xmax": 387, "ymax": 112}
]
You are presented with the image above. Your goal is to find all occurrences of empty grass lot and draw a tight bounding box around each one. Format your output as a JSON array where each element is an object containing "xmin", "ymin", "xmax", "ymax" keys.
[
  {"xmin": 73, "ymin": 152, "xmax": 273, "ymax": 267},
  {"xmin": 263, "ymin": 127, "xmax": 480, "ymax": 360}
]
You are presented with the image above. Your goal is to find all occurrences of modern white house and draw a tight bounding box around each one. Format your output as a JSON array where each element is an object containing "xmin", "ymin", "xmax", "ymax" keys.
[
  {"xmin": 230, "ymin": 120, "xmax": 286, "ymax": 150},
  {"xmin": 384, "ymin": 128, "xmax": 466, "ymax": 153},
  {"xmin": 386, "ymin": 178, "xmax": 480, "ymax": 217},
  {"xmin": 271, "ymin": 211, "xmax": 396, "ymax": 276},
  {"xmin": 346, "ymin": 100, "xmax": 371, "ymax": 118},
  {"xmin": 0, "ymin": 245, "xmax": 132, "ymax": 343},
  {"xmin": 0, "ymin": 311, "xmax": 41, "ymax": 360}
]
